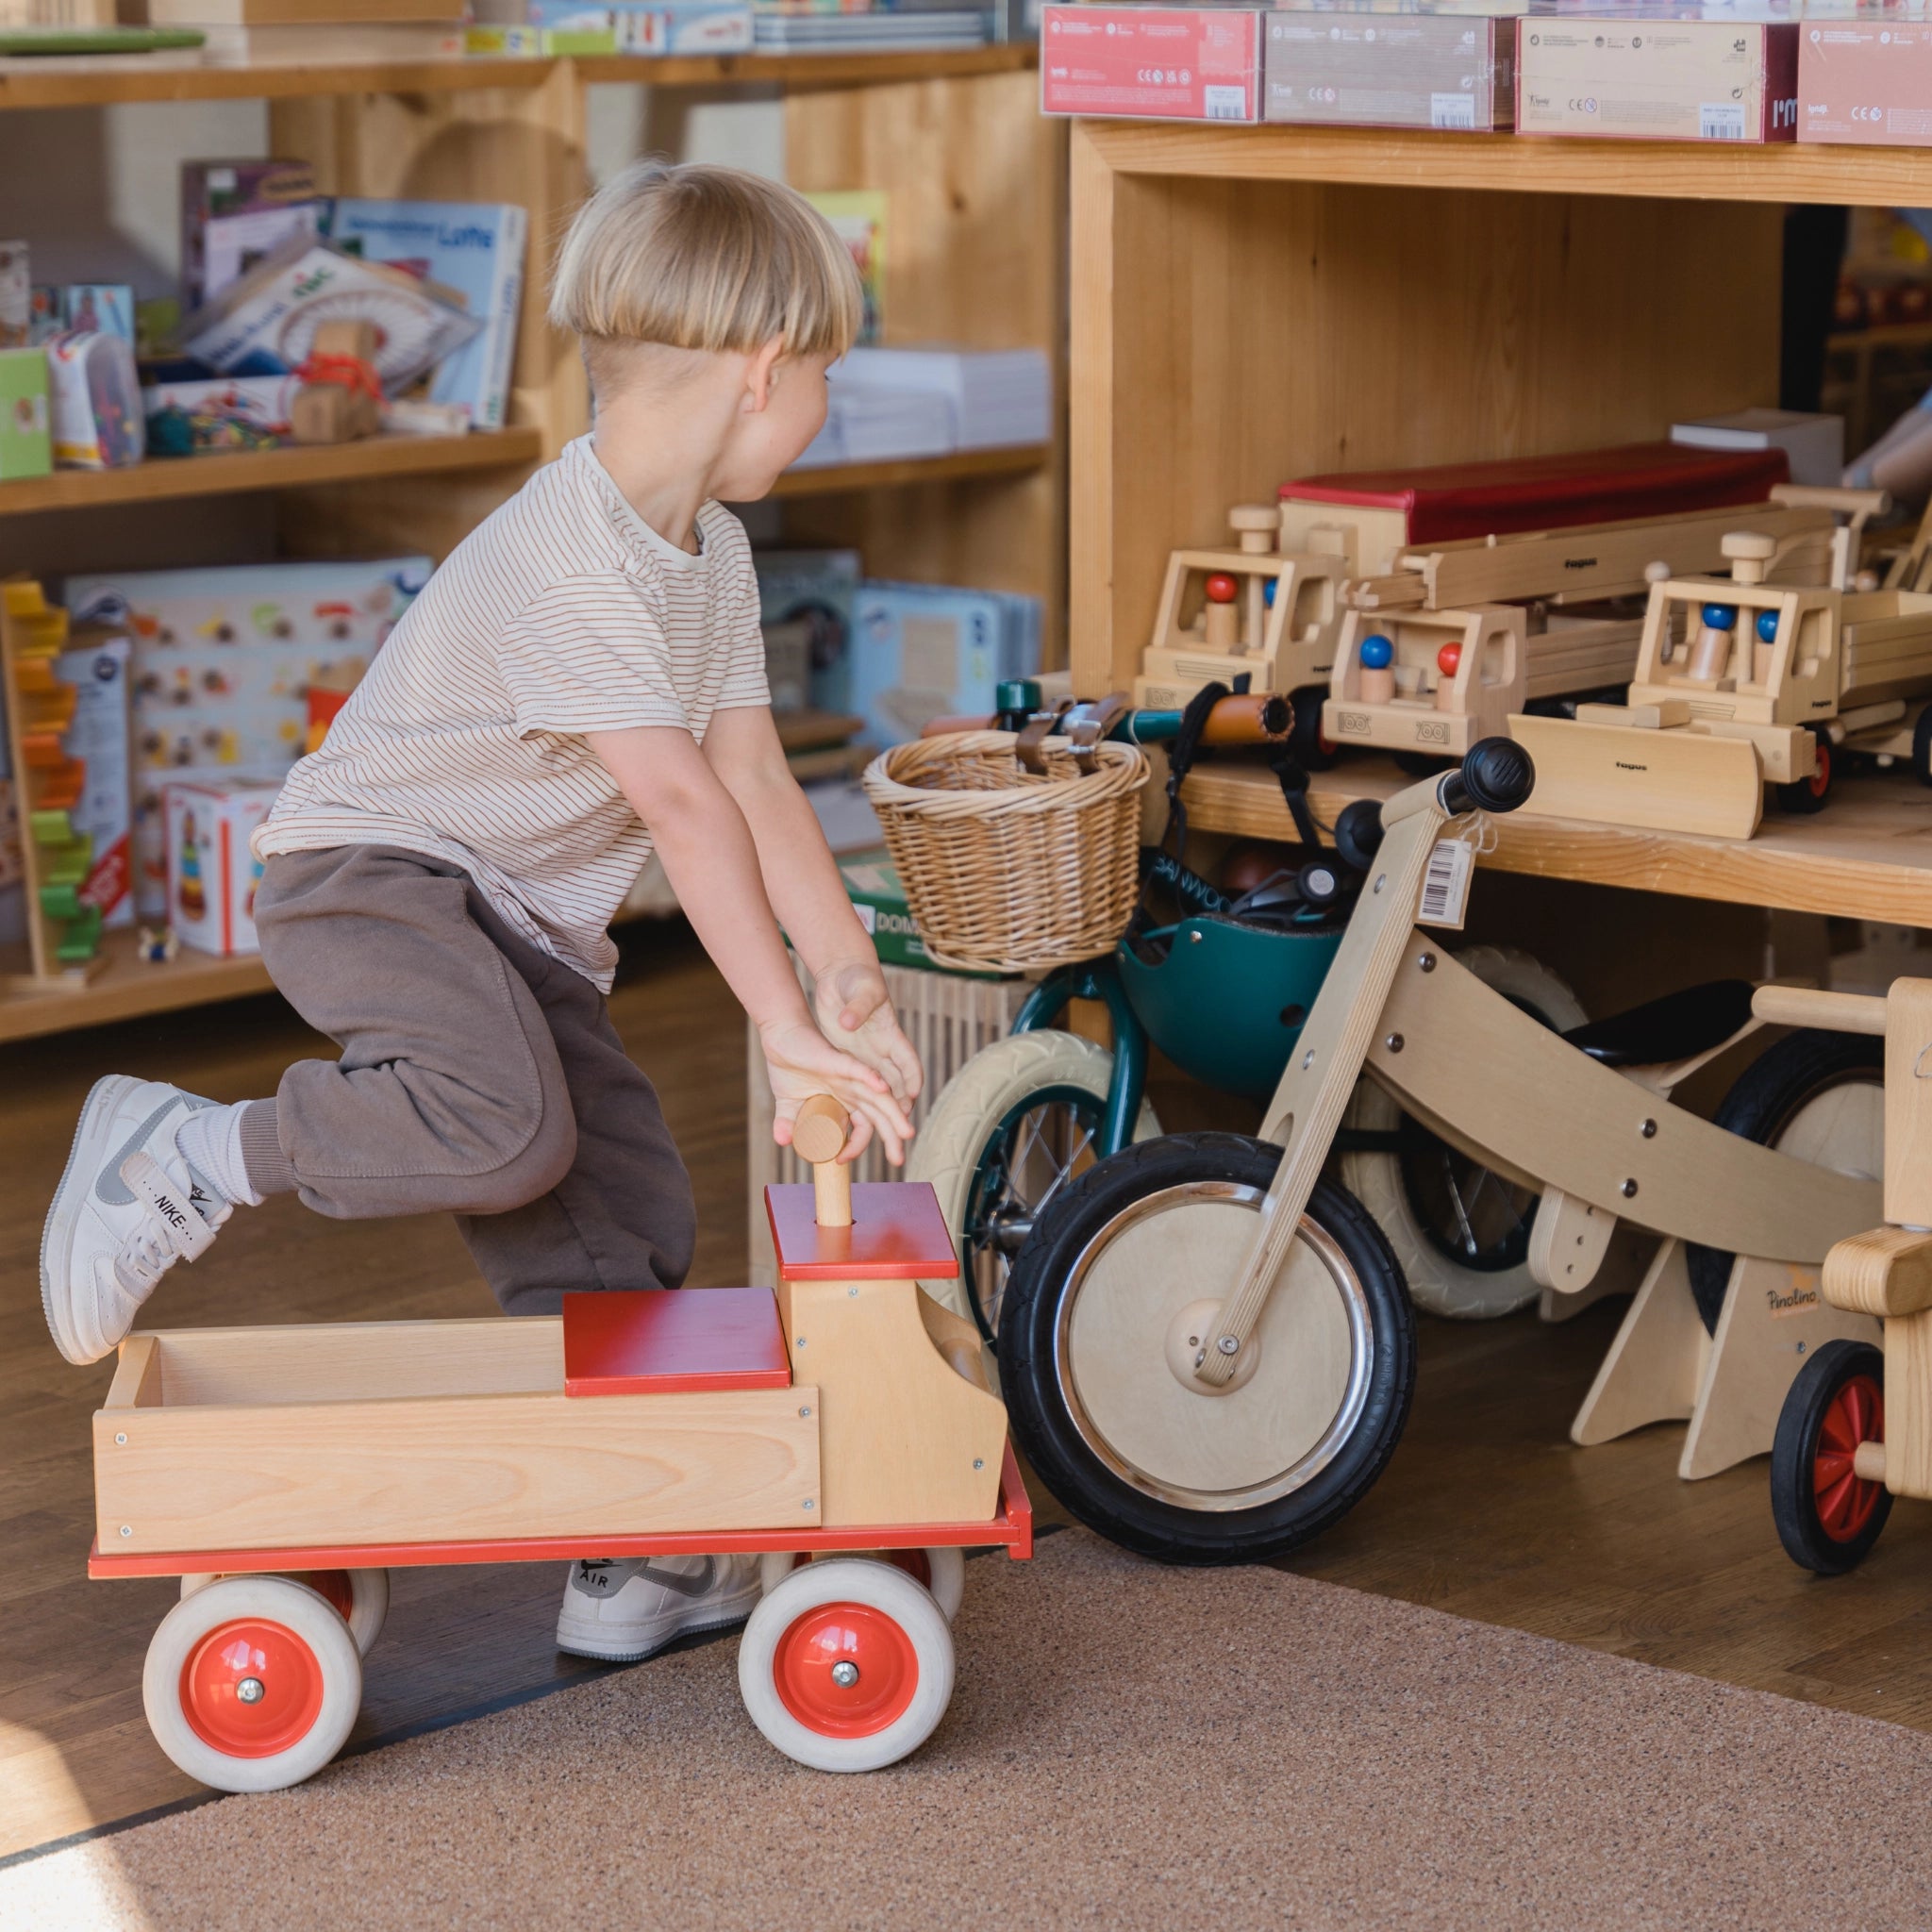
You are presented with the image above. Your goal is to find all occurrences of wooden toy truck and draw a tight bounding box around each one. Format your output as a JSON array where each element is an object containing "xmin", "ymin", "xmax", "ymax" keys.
[
  {"xmin": 1510, "ymin": 519, "xmax": 1932, "ymax": 840},
  {"xmin": 87, "ymin": 1097, "xmax": 1027, "ymax": 1790},
  {"xmin": 1320, "ymin": 487, "xmax": 1883, "ymax": 762}
]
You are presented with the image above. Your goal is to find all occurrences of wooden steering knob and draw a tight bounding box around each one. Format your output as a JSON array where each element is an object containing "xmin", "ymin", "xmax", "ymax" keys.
[{"xmin": 792, "ymin": 1093, "xmax": 850, "ymax": 1166}]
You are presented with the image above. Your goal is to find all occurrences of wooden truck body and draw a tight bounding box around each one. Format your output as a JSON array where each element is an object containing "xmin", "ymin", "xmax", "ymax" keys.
[{"xmin": 1509, "ymin": 557, "xmax": 1932, "ymax": 840}]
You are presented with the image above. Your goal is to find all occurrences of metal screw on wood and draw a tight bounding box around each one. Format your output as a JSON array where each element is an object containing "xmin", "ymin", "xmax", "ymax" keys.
[
  {"xmin": 848, "ymin": 1286, "xmax": 859, "ymax": 1297},
  {"xmin": 119, "ymin": 1525, "xmax": 132, "ymax": 1537},
  {"xmin": 1218, "ymin": 1336, "xmax": 1240, "ymax": 1355},
  {"xmin": 795, "ymin": 1336, "xmax": 807, "ymax": 1347},
  {"xmin": 1640, "ymin": 1119, "xmax": 1657, "ymax": 1138},
  {"xmin": 1621, "ymin": 1178, "xmax": 1639, "ymax": 1198},
  {"xmin": 1418, "ymin": 953, "xmax": 1436, "ymax": 972},
  {"xmin": 973, "ymin": 1457, "xmax": 984, "ymax": 1470},
  {"xmin": 799, "ymin": 1406, "xmax": 812, "ymax": 1418},
  {"xmin": 114, "ymin": 1432, "xmax": 126, "ymax": 1445},
  {"xmin": 1385, "ymin": 1033, "xmax": 1405, "ymax": 1053},
  {"xmin": 803, "ymin": 1499, "xmax": 816, "ymax": 1510}
]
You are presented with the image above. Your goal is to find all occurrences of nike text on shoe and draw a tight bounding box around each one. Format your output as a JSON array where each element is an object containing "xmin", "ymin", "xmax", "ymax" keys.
[
  {"xmin": 556, "ymin": 1553, "xmax": 763, "ymax": 1663},
  {"xmin": 41, "ymin": 1076, "xmax": 234, "ymax": 1366}
]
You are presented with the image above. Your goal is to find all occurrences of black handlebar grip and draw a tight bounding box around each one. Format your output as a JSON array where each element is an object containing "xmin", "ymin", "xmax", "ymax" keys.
[
  {"xmin": 1330, "ymin": 798, "xmax": 1384, "ymax": 873},
  {"xmin": 1444, "ymin": 737, "xmax": 1536, "ymax": 817}
]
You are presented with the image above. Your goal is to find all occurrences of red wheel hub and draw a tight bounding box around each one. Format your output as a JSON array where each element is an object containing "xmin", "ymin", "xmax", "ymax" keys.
[
  {"xmin": 1813, "ymin": 1372, "xmax": 1885, "ymax": 1543},
  {"xmin": 1809, "ymin": 741, "xmax": 1832, "ymax": 797},
  {"xmin": 774, "ymin": 1603, "xmax": 919, "ymax": 1739},
  {"xmin": 180, "ymin": 1619, "xmax": 326, "ymax": 1758}
]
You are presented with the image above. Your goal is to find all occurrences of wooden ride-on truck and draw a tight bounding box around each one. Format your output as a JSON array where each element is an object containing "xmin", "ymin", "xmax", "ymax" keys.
[
  {"xmin": 87, "ymin": 1097, "xmax": 1026, "ymax": 1790},
  {"xmin": 1509, "ymin": 514, "xmax": 1932, "ymax": 841},
  {"xmin": 1320, "ymin": 485, "xmax": 1885, "ymax": 765},
  {"xmin": 1757, "ymin": 981, "xmax": 1932, "ymax": 1575}
]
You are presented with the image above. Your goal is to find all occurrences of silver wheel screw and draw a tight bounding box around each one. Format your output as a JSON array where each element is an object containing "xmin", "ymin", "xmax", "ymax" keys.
[
  {"xmin": 236, "ymin": 1677, "xmax": 265, "ymax": 1705},
  {"xmin": 831, "ymin": 1661, "xmax": 860, "ymax": 1689}
]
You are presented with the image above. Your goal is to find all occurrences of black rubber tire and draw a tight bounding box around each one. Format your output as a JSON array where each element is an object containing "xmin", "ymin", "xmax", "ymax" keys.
[
  {"xmin": 999, "ymin": 1132, "xmax": 1415, "ymax": 1566},
  {"xmin": 1771, "ymin": 1339, "xmax": 1891, "ymax": 1575},
  {"xmin": 1774, "ymin": 725, "xmax": 1834, "ymax": 815},
  {"xmin": 1685, "ymin": 1028, "xmax": 1885, "ymax": 1334},
  {"xmin": 1914, "ymin": 706, "xmax": 1932, "ymax": 789},
  {"xmin": 1288, "ymin": 684, "xmax": 1339, "ymax": 773}
]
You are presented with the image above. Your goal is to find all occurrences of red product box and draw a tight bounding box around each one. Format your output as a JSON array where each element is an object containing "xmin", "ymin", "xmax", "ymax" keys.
[
  {"xmin": 1041, "ymin": 5, "xmax": 1262, "ymax": 122},
  {"xmin": 1799, "ymin": 22, "xmax": 1932, "ymax": 147}
]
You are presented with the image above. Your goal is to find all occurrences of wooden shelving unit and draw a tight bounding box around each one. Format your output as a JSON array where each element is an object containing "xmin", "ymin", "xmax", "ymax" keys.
[
  {"xmin": 0, "ymin": 429, "xmax": 542, "ymax": 515},
  {"xmin": 0, "ymin": 43, "xmax": 1062, "ymax": 1038},
  {"xmin": 1067, "ymin": 118, "xmax": 1932, "ymax": 931}
]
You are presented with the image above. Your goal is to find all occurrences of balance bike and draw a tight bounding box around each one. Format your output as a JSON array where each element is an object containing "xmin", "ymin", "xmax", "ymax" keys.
[
  {"xmin": 996, "ymin": 740, "xmax": 1886, "ymax": 1564},
  {"xmin": 88, "ymin": 1096, "xmax": 1027, "ymax": 1789}
]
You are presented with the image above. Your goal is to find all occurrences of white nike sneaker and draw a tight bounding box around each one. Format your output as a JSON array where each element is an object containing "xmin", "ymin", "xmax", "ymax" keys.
[
  {"xmin": 41, "ymin": 1075, "xmax": 233, "ymax": 1366},
  {"xmin": 556, "ymin": 1553, "xmax": 762, "ymax": 1663}
]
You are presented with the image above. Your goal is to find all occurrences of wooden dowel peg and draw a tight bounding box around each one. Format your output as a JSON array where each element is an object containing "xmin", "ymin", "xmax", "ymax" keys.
[{"xmin": 793, "ymin": 1093, "xmax": 853, "ymax": 1228}]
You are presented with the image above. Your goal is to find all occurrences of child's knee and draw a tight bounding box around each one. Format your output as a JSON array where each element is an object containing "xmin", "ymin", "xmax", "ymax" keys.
[{"xmin": 464, "ymin": 1105, "xmax": 577, "ymax": 1215}]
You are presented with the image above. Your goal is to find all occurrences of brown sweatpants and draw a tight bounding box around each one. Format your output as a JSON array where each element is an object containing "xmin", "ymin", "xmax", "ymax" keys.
[{"xmin": 245, "ymin": 844, "xmax": 696, "ymax": 1318}]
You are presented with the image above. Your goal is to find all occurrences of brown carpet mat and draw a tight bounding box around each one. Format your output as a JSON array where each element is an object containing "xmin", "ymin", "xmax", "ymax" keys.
[{"xmin": 6, "ymin": 1528, "xmax": 1931, "ymax": 1931}]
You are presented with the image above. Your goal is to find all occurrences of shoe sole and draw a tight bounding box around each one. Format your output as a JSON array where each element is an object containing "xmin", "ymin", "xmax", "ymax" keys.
[
  {"xmin": 555, "ymin": 1594, "xmax": 762, "ymax": 1664},
  {"xmin": 41, "ymin": 1074, "xmax": 143, "ymax": 1367}
]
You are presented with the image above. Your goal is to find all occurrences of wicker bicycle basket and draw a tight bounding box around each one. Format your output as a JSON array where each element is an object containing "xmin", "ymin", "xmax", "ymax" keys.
[{"xmin": 860, "ymin": 730, "xmax": 1151, "ymax": 975}]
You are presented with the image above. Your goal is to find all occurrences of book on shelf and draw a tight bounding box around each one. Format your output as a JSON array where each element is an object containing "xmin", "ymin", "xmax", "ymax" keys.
[
  {"xmin": 751, "ymin": 7, "xmax": 988, "ymax": 48},
  {"xmin": 188, "ymin": 19, "xmax": 466, "ymax": 58},
  {"xmin": 142, "ymin": 0, "xmax": 464, "ymax": 23},
  {"xmin": 328, "ymin": 200, "xmax": 528, "ymax": 432},
  {"xmin": 804, "ymin": 190, "xmax": 886, "ymax": 346}
]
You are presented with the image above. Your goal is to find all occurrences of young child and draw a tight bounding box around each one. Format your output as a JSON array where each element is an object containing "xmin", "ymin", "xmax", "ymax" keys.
[{"xmin": 39, "ymin": 160, "xmax": 922, "ymax": 1664}]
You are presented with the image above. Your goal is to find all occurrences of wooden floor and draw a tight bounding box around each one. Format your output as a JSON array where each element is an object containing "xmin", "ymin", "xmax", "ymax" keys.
[{"xmin": 5, "ymin": 924, "xmax": 1931, "ymax": 1864}]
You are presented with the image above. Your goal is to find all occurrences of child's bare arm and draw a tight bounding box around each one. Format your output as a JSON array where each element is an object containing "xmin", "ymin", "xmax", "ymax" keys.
[
  {"xmin": 587, "ymin": 724, "xmax": 913, "ymax": 1160},
  {"xmin": 701, "ymin": 705, "xmax": 923, "ymax": 1104}
]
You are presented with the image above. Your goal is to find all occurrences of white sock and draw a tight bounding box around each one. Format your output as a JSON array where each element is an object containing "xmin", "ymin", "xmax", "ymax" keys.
[{"xmin": 174, "ymin": 1100, "xmax": 264, "ymax": 1208}]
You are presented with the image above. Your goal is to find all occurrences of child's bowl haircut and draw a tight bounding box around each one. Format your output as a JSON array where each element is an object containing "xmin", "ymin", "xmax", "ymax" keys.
[{"xmin": 549, "ymin": 160, "xmax": 863, "ymax": 370}]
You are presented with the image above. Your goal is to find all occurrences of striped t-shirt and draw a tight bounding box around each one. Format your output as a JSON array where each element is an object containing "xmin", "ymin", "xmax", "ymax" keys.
[{"xmin": 255, "ymin": 435, "xmax": 770, "ymax": 990}]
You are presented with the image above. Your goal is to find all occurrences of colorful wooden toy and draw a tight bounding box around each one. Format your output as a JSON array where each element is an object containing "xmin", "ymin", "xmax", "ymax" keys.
[{"xmin": 88, "ymin": 1096, "xmax": 1028, "ymax": 1789}]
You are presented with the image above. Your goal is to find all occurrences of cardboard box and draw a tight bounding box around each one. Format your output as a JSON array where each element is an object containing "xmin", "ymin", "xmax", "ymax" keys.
[
  {"xmin": 1672, "ymin": 409, "xmax": 1843, "ymax": 490},
  {"xmin": 1799, "ymin": 22, "xmax": 1932, "ymax": 148},
  {"xmin": 1041, "ymin": 5, "xmax": 1262, "ymax": 122},
  {"xmin": 835, "ymin": 848, "xmax": 966, "ymax": 974},
  {"xmin": 0, "ymin": 347, "xmax": 51, "ymax": 481},
  {"xmin": 1264, "ymin": 13, "xmax": 1514, "ymax": 131},
  {"xmin": 1517, "ymin": 20, "xmax": 1798, "ymax": 143},
  {"xmin": 54, "ymin": 637, "xmax": 135, "ymax": 937},
  {"xmin": 62, "ymin": 283, "xmax": 135, "ymax": 342},
  {"xmin": 164, "ymin": 777, "xmax": 279, "ymax": 956},
  {"xmin": 180, "ymin": 158, "xmax": 321, "ymax": 308},
  {"xmin": 0, "ymin": 241, "xmax": 27, "ymax": 349}
]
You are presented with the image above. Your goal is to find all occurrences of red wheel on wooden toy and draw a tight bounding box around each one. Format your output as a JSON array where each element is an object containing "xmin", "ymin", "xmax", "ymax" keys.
[
  {"xmin": 1772, "ymin": 1338, "xmax": 1892, "ymax": 1575},
  {"xmin": 181, "ymin": 1567, "xmax": 389, "ymax": 1657},
  {"xmin": 739, "ymin": 1558, "xmax": 954, "ymax": 1772},
  {"xmin": 144, "ymin": 1575, "xmax": 361, "ymax": 1792},
  {"xmin": 1814, "ymin": 1372, "xmax": 1886, "ymax": 1543},
  {"xmin": 758, "ymin": 1547, "xmax": 965, "ymax": 1621}
]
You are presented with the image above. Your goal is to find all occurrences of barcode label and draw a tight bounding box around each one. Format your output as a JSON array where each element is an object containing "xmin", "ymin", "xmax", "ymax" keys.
[
  {"xmin": 1418, "ymin": 839, "xmax": 1474, "ymax": 930},
  {"xmin": 1700, "ymin": 103, "xmax": 1746, "ymax": 141},
  {"xmin": 1203, "ymin": 85, "xmax": 1247, "ymax": 121},
  {"xmin": 1430, "ymin": 92, "xmax": 1476, "ymax": 130}
]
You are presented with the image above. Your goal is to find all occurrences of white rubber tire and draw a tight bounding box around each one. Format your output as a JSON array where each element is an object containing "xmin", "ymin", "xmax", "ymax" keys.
[
  {"xmin": 758, "ymin": 1546, "xmax": 966, "ymax": 1623},
  {"xmin": 738, "ymin": 1557, "xmax": 955, "ymax": 1773},
  {"xmin": 181, "ymin": 1567, "xmax": 389, "ymax": 1658},
  {"xmin": 1339, "ymin": 945, "xmax": 1588, "ymax": 1321},
  {"xmin": 908, "ymin": 1030, "xmax": 1162, "ymax": 1327},
  {"xmin": 144, "ymin": 1575, "xmax": 362, "ymax": 1792}
]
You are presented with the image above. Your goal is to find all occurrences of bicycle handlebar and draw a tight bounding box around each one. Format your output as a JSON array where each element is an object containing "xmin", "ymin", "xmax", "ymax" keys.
[{"xmin": 1442, "ymin": 737, "xmax": 1536, "ymax": 818}]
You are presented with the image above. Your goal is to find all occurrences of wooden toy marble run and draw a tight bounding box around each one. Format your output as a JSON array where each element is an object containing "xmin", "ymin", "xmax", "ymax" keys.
[
  {"xmin": 0, "ymin": 579, "xmax": 106, "ymax": 984},
  {"xmin": 88, "ymin": 1095, "xmax": 1026, "ymax": 1789},
  {"xmin": 1509, "ymin": 517, "xmax": 1932, "ymax": 841}
]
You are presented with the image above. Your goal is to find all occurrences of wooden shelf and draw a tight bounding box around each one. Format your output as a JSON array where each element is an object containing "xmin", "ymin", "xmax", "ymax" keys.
[
  {"xmin": 1080, "ymin": 121, "xmax": 1932, "ymax": 209},
  {"xmin": 0, "ymin": 927, "xmax": 272, "ymax": 1046},
  {"xmin": 764, "ymin": 443, "xmax": 1048, "ymax": 500},
  {"xmin": 0, "ymin": 42, "xmax": 1033, "ymax": 111},
  {"xmin": 1179, "ymin": 757, "xmax": 1932, "ymax": 932},
  {"xmin": 0, "ymin": 428, "xmax": 541, "ymax": 516}
]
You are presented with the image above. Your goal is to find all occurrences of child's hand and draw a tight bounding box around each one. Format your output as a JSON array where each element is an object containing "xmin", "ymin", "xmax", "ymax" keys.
[
  {"xmin": 811, "ymin": 960, "xmax": 924, "ymax": 1106},
  {"xmin": 761, "ymin": 1017, "xmax": 915, "ymax": 1166}
]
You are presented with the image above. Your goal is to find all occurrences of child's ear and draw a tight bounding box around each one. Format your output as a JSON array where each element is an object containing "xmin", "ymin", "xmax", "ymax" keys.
[{"xmin": 744, "ymin": 336, "xmax": 787, "ymax": 413}]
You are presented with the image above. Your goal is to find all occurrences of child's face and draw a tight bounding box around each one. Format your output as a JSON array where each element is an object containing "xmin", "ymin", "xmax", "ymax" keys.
[{"xmin": 717, "ymin": 349, "xmax": 832, "ymax": 500}]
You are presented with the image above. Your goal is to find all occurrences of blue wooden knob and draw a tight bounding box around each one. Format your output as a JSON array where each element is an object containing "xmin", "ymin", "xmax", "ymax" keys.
[
  {"xmin": 1360, "ymin": 634, "xmax": 1394, "ymax": 670},
  {"xmin": 1701, "ymin": 604, "xmax": 1738, "ymax": 630}
]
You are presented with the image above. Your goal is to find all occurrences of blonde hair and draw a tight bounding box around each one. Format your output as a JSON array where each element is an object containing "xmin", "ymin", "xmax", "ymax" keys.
[{"xmin": 549, "ymin": 160, "xmax": 861, "ymax": 390}]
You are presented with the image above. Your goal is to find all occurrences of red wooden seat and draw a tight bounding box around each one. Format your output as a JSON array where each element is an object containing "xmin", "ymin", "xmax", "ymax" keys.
[
  {"xmin": 764, "ymin": 1181, "xmax": 960, "ymax": 1281},
  {"xmin": 561, "ymin": 1287, "xmax": 791, "ymax": 1396}
]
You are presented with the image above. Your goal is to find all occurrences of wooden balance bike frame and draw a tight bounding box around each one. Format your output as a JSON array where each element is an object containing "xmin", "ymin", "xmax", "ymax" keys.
[{"xmin": 1179, "ymin": 740, "xmax": 1883, "ymax": 1474}]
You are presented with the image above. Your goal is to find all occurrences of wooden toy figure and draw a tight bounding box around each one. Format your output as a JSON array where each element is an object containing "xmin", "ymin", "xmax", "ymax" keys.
[
  {"xmin": 1358, "ymin": 631, "xmax": 1395, "ymax": 704},
  {"xmin": 290, "ymin": 320, "xmax": 383, "ymax": 446},
  {"xmin": 85, "ymin": 1094, "xmax": 1028, "ymax": 1790}
]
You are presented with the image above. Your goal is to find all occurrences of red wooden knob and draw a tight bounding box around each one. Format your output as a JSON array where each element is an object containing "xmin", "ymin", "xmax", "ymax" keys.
[
  {"xmin": 1436, "ymin": 642, "xmax": 1461, "ymax": 676},
  {"xmin": 1205, "ymin": 573, "xmax": 1240, "ymax": 604}
]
